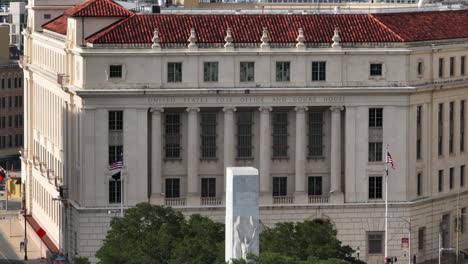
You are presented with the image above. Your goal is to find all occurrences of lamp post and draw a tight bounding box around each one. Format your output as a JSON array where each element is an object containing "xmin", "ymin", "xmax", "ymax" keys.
[
  {"xmin": 23, "ymin": 182, "xmax": 27, "ymax": 261},
  {"xmin": 356, "ymin": 247, "xmax": 360, "ymax": 260}
]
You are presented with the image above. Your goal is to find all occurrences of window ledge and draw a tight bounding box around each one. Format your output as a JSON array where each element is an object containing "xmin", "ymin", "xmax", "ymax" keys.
[
  {"xmin": 164, "ymin": 158, "xmax": 182, "ymax": 162},
  {"xmin": 272, "ymin": 157, "xmax": 289, "ymax": 161},
  {"xmin": 200, "ymin": 157, "xmax": 218, "ymax": 162},
  {"xmin": 307, "ymin": 156, "xmax": 325, "ymax": 160},
  {"xmin": 236, "ymin": 157, "xmax": 254, "ymax": 161}
]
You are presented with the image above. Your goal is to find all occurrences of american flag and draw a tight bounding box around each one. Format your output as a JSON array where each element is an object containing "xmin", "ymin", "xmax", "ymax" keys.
[
  {"xmin": 109, "ymin": 161, "xmax": 123, "ymax": 171},
  {"xmin": 386, "ymin": 151, "xmax": 396, "ymax": 170}
]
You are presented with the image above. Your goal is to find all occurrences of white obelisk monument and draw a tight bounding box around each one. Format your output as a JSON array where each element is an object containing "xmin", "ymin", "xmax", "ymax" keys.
[{"xmin": 225, "ymin": 167, "xmax": 260, "ymax": 263}]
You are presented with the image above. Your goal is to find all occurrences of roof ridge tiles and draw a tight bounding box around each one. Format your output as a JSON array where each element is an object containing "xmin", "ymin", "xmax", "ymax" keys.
[
  {"xmin": 368, "ymin": 13, "xmax": 406, "ymax": 42},
  {"xmin": 64, "ymin": 0, "xmax": 133, "ymax": 18}
]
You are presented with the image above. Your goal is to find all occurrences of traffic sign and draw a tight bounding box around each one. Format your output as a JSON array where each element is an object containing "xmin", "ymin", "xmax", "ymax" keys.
[{"xmin": 401, "ymin": 237, "xmax": 409, "ymax": 249}]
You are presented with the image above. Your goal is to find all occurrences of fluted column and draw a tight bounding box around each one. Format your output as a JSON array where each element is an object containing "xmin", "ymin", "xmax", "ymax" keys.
[
  {"xmin": 259, "ymin": 106, "xmax": 272, "ymax": 204},
  {"xmin": 294, "ymin": 106, "xmax": 308, "ymax": 204},
  {"xmin": 187, "ymin": 107, "xmax": 200, "ymax": 205},
  {"xmin": 330, "ymin": 106, "xmax": 344, "ymax": 203},
  {"xmin": 223, "ymin": 107, "xmax": 236, "ymax": 192},
  {"xmin": 150, "ymin": 107, "xmax": 164, "ymax": 204}
]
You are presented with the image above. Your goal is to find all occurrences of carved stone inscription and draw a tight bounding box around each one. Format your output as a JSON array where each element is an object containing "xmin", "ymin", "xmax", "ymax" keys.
[{"xmin": 149, "ymin": 95, "xmax": 345, "ymax": 106}]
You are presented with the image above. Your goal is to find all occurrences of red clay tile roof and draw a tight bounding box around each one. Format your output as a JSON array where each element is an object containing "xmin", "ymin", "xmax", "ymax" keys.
[
  {"xmin": 86, "ymin": 13, "xmax": 405, "ymax": 44},
  {"xmin": 64, "ymin": 0, "xmax": 133, "ymax": 17},
  {"xmin": 42, "ymin": 15, "xmax": 68, "ymax": 35},
  {"xmin": 372, "ymin": 10, "xmax": 468, "ymax": 42},
  {"xmin": 86, "ymin": 10, "xmax": 468, "ymax": 44}
]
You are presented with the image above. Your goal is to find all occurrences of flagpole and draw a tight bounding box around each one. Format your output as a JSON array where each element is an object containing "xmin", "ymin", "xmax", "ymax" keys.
[
  {"xmin": 385, "ymin": 144, "xmax": 389, "ymax": 263},
  {"xmin": 120, "ymin": 172, "xmax": 123, "ymax": 217}
]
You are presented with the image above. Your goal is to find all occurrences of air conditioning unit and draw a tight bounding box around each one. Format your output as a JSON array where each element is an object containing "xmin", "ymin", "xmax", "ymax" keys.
[{"xmin": 57, "ymin": 73, "xmax": 68, "ymax": 86}]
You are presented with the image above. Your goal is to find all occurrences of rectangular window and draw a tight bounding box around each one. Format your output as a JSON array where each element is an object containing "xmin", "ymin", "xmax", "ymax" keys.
[
  {"xmin": 308, "ymin": 176, "xmax": 322, "ymax": 196},
  {"xmin": 108, "ymin": 177, "xmax": 122, "ymax": 204},
  {"xmin": 240, "ymin": 62, "xmax": 255, "ymax": 82},
  {"xmin": 418, "ymin": 227, "xmax": 425, "ymax": 250},
  {"xmin": 7, "ymin": 79, "xmax": 10, "ymax": 88},
  {"xmin": 308, "ymin": 112, "xmax": 323, "ymax": 157},
  {"xmin": 200, "ymin": 112, "xmax": 217, "ymax": 159},
  {"xmin": 416, "ymin": 105, "xmax": 422, "ymax": 160},
  {"xmin": 165, "ymin": 178, "xmax": 180, "ymax": 198},
  {"xmin": 461, "ymin": 100, "xmax": 465, "ymax": 152},
  {"xmin": 109, "ymin": 111, "xmax": 123, "ymax": 131},
  {"xmin": 450, "ymin": 57, "xmax": 455, "ymax": 77},
  {"xmin": 203, "ymin": 62, "xmax": 219, "ymax": 82},
  {"xmin": 311, "ymin": 61, "xmax": 326, "ymax": 81},
  {"xmin": 108, "ymin": 145, "xmax": 123, "ymax": 165},
  {"xmin": 369, "ymin": 176, "xmax": 383, "ymax": 199},
  {"xmin": 109, "ymin": 65, "xmax": 122, "ymax": 79},
  {"xmin": 417, "ymin": 61, "xmax": 423, "ymax": 75},
  {"xmin": 461, "ymin": 165, "xmax": 465, "ymax": 187},
  {"xmin": 8, "ymin": 97, "xmax": 11, "ymax": 108},
  {"xmin": 272, "ymin": 177, "xmax": 287, "ymax": 197},
  {"xmin": 276, "ymin": 61, "xmax": 291, "ymax": 82},
  {"xmin": 370, "ymin": 63, "xmax": 382, "ymax": 76},
  {"xmin": 439, "ymin": 58, "xmax": 444, "ymax": 78},
  {"xmin": 165, "ymin": 113, "xmax": 181, "ymax": 159},
  {"xmin": 449, "ymin": 102, "xmax": 454, "ymax": 154},
  {"xmin": 201, "ymin": 178, "xmax": 216, "ymax": 198},
  {"xmin": 450, "ymin": 167, "xmax": 454, "ymax": 189},
  {"xmin": 369, "ymin": 108, "xmax": 383, "ymax": 128},
  {"xmin": 461, "ymin": 56, "xmax": 466, "ymax": 76},
  {"xmin": 237, "ymin": 112, "xmax": 253, "ymax": 158},
  {"xmin": 8, "ymin": 116, "xmax": 12, "ymax": 127},
  {"xmin": 438, "ymin": 170, "xmax": 443, "ymax": 192},
  {"xmin": 272, "ymin": 112, "xmax": 288, "ymax": 158},
  {"xmin": 438, "ymin": 103, "xmax": 444, "ymax": 156},
  {"xmin": 1, "ymin": 79, "xmax": 4, "ymax": 89},
  {"xmin": 167, "ymin": 62, "xmax": 182, "ymax": 83},
  {"xmin": 368, "ymin": 232, "xmax": 384, "ymax": 254},
  {"xmin": 417, "ymin": 172, "xmax": 422, "ymax": 196},
  {"xmin": 368, "ymin": 142, "xmax": 383, "ymax": 162}
]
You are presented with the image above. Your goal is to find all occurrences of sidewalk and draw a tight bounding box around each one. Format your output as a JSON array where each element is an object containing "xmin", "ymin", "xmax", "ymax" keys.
[{"xmin": 0, "ymin": 212, "xmax": 42, "ymax": 261}]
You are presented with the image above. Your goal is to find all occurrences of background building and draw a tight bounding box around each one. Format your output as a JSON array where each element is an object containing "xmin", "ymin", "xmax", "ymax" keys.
[
  {"xmin": 0, "ymin": 1, "xmax": 26, "ymax": 50},
  {"xmin": 22, "ymin": 0, "xmax": 468, "ymax": 263}
]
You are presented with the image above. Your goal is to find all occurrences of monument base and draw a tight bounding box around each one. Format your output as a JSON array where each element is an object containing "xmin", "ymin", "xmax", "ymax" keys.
[
  {"xmin": 294, "ymin": 192, "xmax": 309, "ymax": 204},
  {"xmin": 329, "ymin": 191, "xmax": 344, "ymax": 204}
]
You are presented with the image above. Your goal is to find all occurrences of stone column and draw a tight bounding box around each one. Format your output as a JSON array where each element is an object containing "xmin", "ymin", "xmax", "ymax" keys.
[
  {"xmin": 150, "ymin": 107, "xmax": 164, "ymax": 204},
  {"xmin": 258, "ymin": 106, "xmax": 272, "ymax": 204},
  {"xmin": 187, "ymin": 107, "xmax": 200, "ymax": 206},
  {"xmin": 294, "ymin": 106, "xmax": 308, "ymax": 204},
  {"xmin": 223, "ymin": 107, "xmax": 237, "ymax": 192},
  {"xmin": 330, "ymin": 106, "xmax": 344, "ymax": 203}
]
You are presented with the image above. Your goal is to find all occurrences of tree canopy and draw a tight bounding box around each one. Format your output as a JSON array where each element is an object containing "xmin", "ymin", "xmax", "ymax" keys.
[{"xmin": 96, "ymin": 203, "xmax": 361, "ymax": 264}]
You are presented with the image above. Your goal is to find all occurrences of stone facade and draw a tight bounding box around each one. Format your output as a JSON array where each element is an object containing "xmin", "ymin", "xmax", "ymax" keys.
[{"xmin": 21, "ymin": 0, "xmax": 468, "ymax": 263}]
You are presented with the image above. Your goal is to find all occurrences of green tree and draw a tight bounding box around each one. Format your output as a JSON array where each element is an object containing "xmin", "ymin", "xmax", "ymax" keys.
[
  {"xmin": 96, "ymin": 203, "xmax": 224, "ymax": 264},
  {"xmin": 73, "ymin": 256, "xmax": 91, "ymax": 264}
]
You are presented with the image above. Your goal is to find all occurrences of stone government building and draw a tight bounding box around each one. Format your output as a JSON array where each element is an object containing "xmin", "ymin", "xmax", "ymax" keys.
[{"xmin": 21, "ymin": 0, "xmax": 468, "ymax": 262}]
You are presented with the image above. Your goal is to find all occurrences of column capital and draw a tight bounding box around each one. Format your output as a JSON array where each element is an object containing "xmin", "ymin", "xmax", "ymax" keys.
[
  {"xmin": 258, "ymin": 106, "xmax": 273, "ymax": 113},
  {"xmin": 330, "ymin": 105, "xmax": 344, "ymax": 112},
  {"xmin": 222, "ymin": 107, "xmax": 237, "ymax": 113},
  {"xmin": 294, "ymin": 106, "xmax": 308, "ymax": 112},
  {"xmin": 186, "ymin": 107, "xmax": 200, "ymax": 113},
  {"xmin": 150, "ymin": 107, "xmax": 164, "ymax": 113}
]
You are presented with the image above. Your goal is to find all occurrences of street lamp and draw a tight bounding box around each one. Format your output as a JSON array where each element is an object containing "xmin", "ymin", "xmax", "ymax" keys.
[
  {"xmin": 356, "ymin": 247, "xmax": 360, "ymax": 260},
  {"xmin": 23, "ymin": 182, "xmax": 27, "ymax": 261}
]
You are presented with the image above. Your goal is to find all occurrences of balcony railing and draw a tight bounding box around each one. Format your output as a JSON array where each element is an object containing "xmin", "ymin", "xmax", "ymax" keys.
[
  {"xmin": 165, "ymin": 197, "xmax": 186, "ymax": 207},
  {"xmin": 201, "ymin": 197, "xmax": 223, "ymax": 206},
  {"xmin": 308, "ymin": 195, "xmax": 329, "ymax": 204},
  {"xmin": 273, "ymin": 196, "xmax": 294, "ymax": 204}
]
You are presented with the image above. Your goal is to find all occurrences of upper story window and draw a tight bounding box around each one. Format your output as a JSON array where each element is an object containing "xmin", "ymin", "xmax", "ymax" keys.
[
  {"xmin": 438, "ymin": 58, "xmax": 444, "ymax": 78},
  {"xmin": 417, "ymin": 61, "xmax": 424, "ymax": 76},
  {"xmin": 461, "ymin": 100, "xmax": 465, "ymax": 152},
  {"xmin": 417, "ymin": 172, "xmax": 422, "ymax": 196},
  {"xmin": 308, "ymin": 112, "xmax": 324, "ymax": 157},
  {"xmin": 240, "ymin": 62, "xmax": 255, "ymax": 82},
  {"xmin": 308, "ymin": 176, "xmax": 322, "ymax": 196},
  {"xmin": 438, "ymin": 170, "xmax": 443, "ymax": 192},
  {"xmin": 276, "ymin": 61, "xmax": 290, "ymax": 82},
  {"xmin": 311, "ymin": 61, "xmax": 326, "ymax": 81},
  {"xmin": 369, "ymin": 108, "xmax": 383, "ymax": 128},
  {"xmin": 1, "ymin": 79, "xmax": 4, "ymax": 89},
  {"xmin": 109, "ymin": 111, "xmax": 123, "ymax": 131},
  {"xmin": 450, "ymin": 57, "xmax": 455, "ymax": 77},
  {"xmin": 272, "ymin": 177, "xmax": 287, "ymax": 197},
  {"xmin": 461, "ymin": 56, "xmax": 466, "ymax": 76},
  {"xmin": 43, "ymin": 14, "xmax": 51, "ymax": 19},
  {"xmin": 165, "ymin": 113, "xmax": 181, "ymax": 159},
  {"xmin": 370, "ymin": 63, "xmax": 382, "ymax": 76},
  {"xmin": 165, "ymin": 178, "xmax": 180, "ymax": 198},
  {"xmin": 449, "ymin": 101, "xmax": 454, "ymax": 154},
  {"xmin": 416, "ymin": 105, "xmax": 422, "ymax": 160},
  {"xmin": 369, "ymin": 176, "xmax": 383, "ymax": 199},
  {"xmin": 438, "ymin": 103, "xmax": 444, "ymax": 156},
  {"xmin": 200, "ymin": 112, "xmax": 217, "ymax": 159},
  {"xmin": 109, "ymin": 65, "xmax": 122, "ymax": 79},
  {"xmin": 167, "ymin": 62, "xmax": 182, "ymax": 83},
  {"xmin": 203, "ymin": 62, "xmax": 219, "ymax": 82},
  {"xmin": 272, "ymin": 112, "xmax": 288, "ymax": 158},
  {"xmin": 237, "ymin": 112, "xmax": 253, "ymax": 159},
  {"xmin": 201, "ymin": 178, "xmax": 216, "ymax": 198}
]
